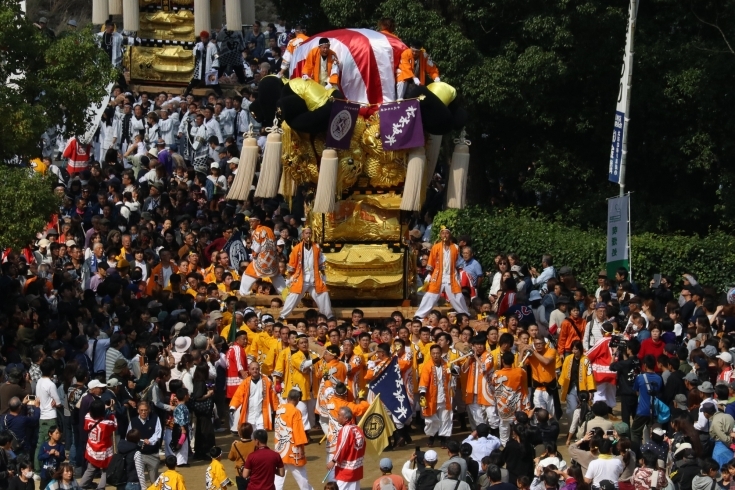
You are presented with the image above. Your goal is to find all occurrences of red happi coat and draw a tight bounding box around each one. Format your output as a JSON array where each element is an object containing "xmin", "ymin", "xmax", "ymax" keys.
[
  {"xmin": 226, "ymin": 344, "xmax": 249, "ymax": 398},
  {"xmin": 586, "ymin": 336, "xmax": 617, "ymax": 385},
  {"xmin": 333, "ymin": 423, "xmax": 366, "ymax": 482}
]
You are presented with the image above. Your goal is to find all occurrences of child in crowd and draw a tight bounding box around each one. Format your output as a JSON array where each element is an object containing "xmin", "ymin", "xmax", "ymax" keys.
[{"xmin": 205, "ymin": 447, "xmax": 231, "ymax": 490}]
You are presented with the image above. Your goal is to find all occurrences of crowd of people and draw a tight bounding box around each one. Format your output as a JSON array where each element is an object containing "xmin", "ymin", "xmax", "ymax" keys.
[{"xmin": 7, "ymin": 9, "xmax": 735, "ymax": 490}]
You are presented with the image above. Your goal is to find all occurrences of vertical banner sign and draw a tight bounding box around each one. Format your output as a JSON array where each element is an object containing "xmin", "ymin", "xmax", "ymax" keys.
[
  {"xmin": 607, "ymin": 195, "xmax": 630, "ymax": 278},
  {"xmin": 609, "ymin": 0, "xmax": 636, "ymax": 183},
  {"xmin": 326, "ymin": 100, "xmax": 361, "ymax": 150}
]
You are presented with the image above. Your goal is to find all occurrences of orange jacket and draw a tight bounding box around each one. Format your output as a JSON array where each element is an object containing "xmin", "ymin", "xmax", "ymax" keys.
[
  {"xmin": 229, "ymin": 375, "xmax": 279, "ymax": 430},
  {"xmin": 418, "ymin": 360, "xmax": 452, "ymax": 416},
  {"xmin": 302, "ymin": 47, "xmax": 340, "ymax": 86},
  {"xmin": 557, "ymin": 316, "xmax": 587, "ymax": 356},
  {"xmin": 491, "ymin": 367, "xmax": 530, "ymax": 419},
  {"xmin": 146, "ymin": 262, "xmax": 179, "ymax": 296},
  {"xmin": 323, "ymin": 392, "xmax": 369, "ymax": 459},
  {"xmin": 425, "ymin": 242, "xmax": 462, "ymax": 294},
  {"xmin": 244, "ymin": 224, "xmax": 279, "ymax": 279},
  {"xmin": 287, "ymin": 242, "xmax": 328, "ymax": 294},
  {"xmin": 462, "ymin": 351, "xmax": 494, "ymax": 406},
  {"xmin": 396, "ymin": 48, "xmax": 440, "ymax": 84},
  {"xmin": 274, "ymin": 402, "xmax": 308, "ymax": 466}
]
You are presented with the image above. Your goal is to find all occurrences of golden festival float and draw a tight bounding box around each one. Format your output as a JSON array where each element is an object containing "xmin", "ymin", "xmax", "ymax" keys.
[{"xmin": 91, "ymin": 0, "xmax": 471, "ymax": 302}]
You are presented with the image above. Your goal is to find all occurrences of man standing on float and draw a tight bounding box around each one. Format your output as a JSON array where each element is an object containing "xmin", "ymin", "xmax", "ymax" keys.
[
  {"xmin": 414, "ymin": 226, "xmax": 469, "ymax": 318},
  {"xmin": 238, "ymin": 210, "xmax": 287, "ymax": 295},
  {"xmin": 278, "ymin": 226, "xmax": 333, "ymax": 320}
]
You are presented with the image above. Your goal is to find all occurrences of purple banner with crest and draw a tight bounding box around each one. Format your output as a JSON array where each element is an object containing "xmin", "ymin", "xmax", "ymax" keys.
[
  {"xmin": 379, "ymin": 100, "xmax": 425, "ymax": 150},
  {"xmin": 326, "ymin": 100, "xmax": 361, "ymax": 150}
]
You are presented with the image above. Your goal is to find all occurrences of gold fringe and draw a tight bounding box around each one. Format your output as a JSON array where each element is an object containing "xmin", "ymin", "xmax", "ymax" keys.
[
  {"xmin": 400, "ymin": 147, "xmax": 426, "ymax": 211},
  {"xmin": 226, "ymin": 136, "xmax": 258, "ymax": 201},
  {"xmin": 254, "ymin": 132, "xmax": 282, "ymax": 198},
  {"xmin": 313, "ymin": 149, "xmax": 339, "ymax": 214},
  {"xmin": 446, "ymin": 143, "xmax": 470, "ymax": 209}
]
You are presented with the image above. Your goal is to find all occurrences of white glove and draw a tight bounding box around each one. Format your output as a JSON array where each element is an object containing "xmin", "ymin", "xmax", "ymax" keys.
[
  {"xmin": 413, "ymin": 77, "xmax": 421, "ymax": 85},
  {"xmin": 276, "ymin": 72, "xmax": 283, "ymax": 79},
  {"xmin": 367, "ymin": 361, "xmax": 376, "ymax": 370},
  {"xmin": 434, "ymin": 77, "xmax": 440, "ymax": 82},
  {"xmin": 425, "ymin": 274, "xmax": 432, "ymax": 283},
  {"xmin": 302, "ymin": 74, "xmax": 310, "ymax": 80},
  {"xmin": 325, "ymin": 83, "xmax": 333, "ymax": 89}
]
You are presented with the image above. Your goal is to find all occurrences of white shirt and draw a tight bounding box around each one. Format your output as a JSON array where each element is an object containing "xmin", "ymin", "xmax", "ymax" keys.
[
  {"xmin": 297, "ymin": 401, "xmax": 310, "ymax": 430},
  {"xmin": 302, "ymin": 246, "xmax": 314, "ymax": 284},
  {"xmin": 161, "ymin": 265, "xmax": 173, "ymax": 288},
  {"xmin": 435, "ymin": 366, "xmax": 445, "ymax": 404},
  {"xmin": 441, "ymin": 246, "xmax": 451, "ymax": 284},
  {"xmin": 247, "ymin": 378, "xmax": 264, "ymax": 426},
  {"xmin": 36, "ymin": 377, "xmax": 61, "ymax": 420},
  {"xmin": 585, "ymin": 457, "xmax": 624, "ymax": 485}
]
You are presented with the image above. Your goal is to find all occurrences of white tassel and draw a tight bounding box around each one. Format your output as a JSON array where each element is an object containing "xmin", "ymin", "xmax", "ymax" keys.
[
  {"xmin": 225, "ymin": 0, "xmax": 242, "ymax": 32},
  {"xmin": 108, "ymin": 0, "xmax": 122, "ymax": 16},
  {"xmin": 446, "ymin": 132, "xmax": 471, "ymax": 209},
  {"xmin": 226, "ymin": 136, "xmax": 258, "ymax": 201},
  {"xmin": 194, "ymin": 0, "xmax": 211, "ymax": 37},
  {"xmin": 122, "ymin": 0, "xmax": 139, "ymax": 31},
  {"xmin": 254, "ymin": 132, "xmax": 282, "ymax": 198},
  {"xmin": 313, "ymin": 149, "xmax": 339, "ymax": 214},
  {"xmin": 422, "ymin": 134, "xmax": 442, "ymax": 202},
  {"xmin": 92, "ymin": 0, "xmax": 109, "ymax": 25},
  {"xmin": 241, "ymin": 0, "xmax": 255, "ymax": 25},
  {"xmin": 400, "ymin": 147, "xmax": 426, "ymax": 211}
]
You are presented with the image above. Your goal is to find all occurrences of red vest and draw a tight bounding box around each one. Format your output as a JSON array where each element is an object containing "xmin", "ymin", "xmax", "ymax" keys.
[{"xmin": 226, "ymin": 345, "xmax": 248, "ymax": 398}]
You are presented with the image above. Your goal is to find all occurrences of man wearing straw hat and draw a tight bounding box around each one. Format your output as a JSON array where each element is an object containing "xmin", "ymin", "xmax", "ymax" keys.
[
  {"xmin": 414, "ymin": 226, "xmax": 469, "ymax": 318},
  {"xmin": 278, "ymin": 226, "xmax": 333, "ymax": 321}
]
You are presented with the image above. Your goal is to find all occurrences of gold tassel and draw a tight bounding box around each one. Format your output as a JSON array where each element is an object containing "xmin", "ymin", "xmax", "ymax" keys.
[
  {"xmin": 254, "ymin": 129, "xmax": 283, "ymax": 198},
  {"xmin": 446, "ymin": 130, "xmax": 471, "ymax": 209},
  {"xmin": 422, "ymin": 134, "xmax": 442, "ymax": 203},
  {"xmin": 226, "ymin": 135, "xmax": 258, "ymax": 201},
  {"xmin": 108, "ymin": 0, "xmax": 122, "ymax": 16},
  {"xmin": 93, "ymin": 0, "xmax": 109, "ymax": 25},
  {"xmin": 313, "ymin": 149, "xmax": 339, "ymax": 214},
  {"xmin": 400, "ymin": 147, "xmax": 426, "ymax": 211},
  {"xmin": 122, "ymin": 0, "xmax": 139, "ymax": 30}
]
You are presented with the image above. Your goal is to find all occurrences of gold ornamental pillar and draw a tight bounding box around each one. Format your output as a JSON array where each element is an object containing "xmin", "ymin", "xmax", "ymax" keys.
[
  {"xmin": 225, "ymin": 0, "xmax": 241, "ymax": 30},
  {"xmin": 241, "ymin": 0, "xmax": 254, "ymax": 26},
  {"xmin": 195, "ymin": 0, "xmax": 212, "ymax": 36},
  {"xmin": 122, "ymin": 0, "xmax": 139, "ymax": 31},
  {"xmin": 211, "ymin": 0, "xmax": 223, "ymax": 30}
]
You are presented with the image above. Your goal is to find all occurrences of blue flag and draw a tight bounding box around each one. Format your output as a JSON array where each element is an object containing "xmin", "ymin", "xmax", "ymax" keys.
[
  {"xmin": 223, "ymin": 230, "xmax": 248, "ymax": 269},
  {"xmin": 367, "ymin": 357, "xmax": 413, "ymax": 425}
]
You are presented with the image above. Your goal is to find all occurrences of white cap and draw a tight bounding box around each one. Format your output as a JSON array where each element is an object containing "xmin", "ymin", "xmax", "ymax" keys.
[
  {"xmin": 652, "ymin": 427, "xmax": 666, "ymax": 436},
  {"xmin": 717, "ymin": 352, "xmax": 733, "ymax": 364},
  {"xmin": 88, "ymin": 379, "xmax": 106, "ymax": 390},
  {"xmin": 277, "ymin": 239, "xmax": 285, "ymax": 246},
  {"xmin": 211, "ymin": 162, "xmax": 220, "ymax": 169},
  {"xmin": 148, "ymin": 148, "xmax": 159, "ymax": 159},
  {"xmin": 423, "ymin": 449, "xmax": 438, "ymax": 462},
  {"xmin": 227, "ymin": 157, "xmax": 240, "ymax": 164}
]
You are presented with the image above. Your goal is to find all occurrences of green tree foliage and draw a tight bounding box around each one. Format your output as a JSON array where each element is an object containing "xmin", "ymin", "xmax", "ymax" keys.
[
  {"xmin": 0, "ymin": 0, "xmax": 116, "ymax": 162},
  {"xmin": 0, "ymin": 167, "xmax": 61, "ymax": 250},
  {"xmin": 277, "ymin": 0, "xmax": 735, "ymax": 234},
  {"xmin": 434, "ymin": 206, "xmax": 735, "ymax": 293}
]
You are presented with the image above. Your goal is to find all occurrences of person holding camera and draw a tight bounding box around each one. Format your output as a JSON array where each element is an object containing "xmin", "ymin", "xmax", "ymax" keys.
[{"xmin": 610, "ymin": 338, "xmax": 641, "ymax": 427}]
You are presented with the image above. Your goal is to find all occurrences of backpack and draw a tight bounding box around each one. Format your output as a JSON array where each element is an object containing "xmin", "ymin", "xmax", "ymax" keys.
[
  {"xmin": 106, "ymin": 451, "xmax": 130, "ymax": 487},
  {"xmin": 643, "ymin": 374, "xmax": 671, "ymax": 423},
  {"xmin": 416, "ymin": 467, "xmax": 441, "ymax": 490}
]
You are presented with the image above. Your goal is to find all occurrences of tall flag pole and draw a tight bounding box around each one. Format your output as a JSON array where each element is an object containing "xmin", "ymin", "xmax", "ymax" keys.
[{"xmin": 609, "ymin": 0, "xmax": 637, "ymax": 196}]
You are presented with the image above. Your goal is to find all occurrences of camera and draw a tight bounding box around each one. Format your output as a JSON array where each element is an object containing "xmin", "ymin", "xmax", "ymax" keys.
[{"xmin": 609, "ymin": 335, "xmax": 627, "ymax": 350}]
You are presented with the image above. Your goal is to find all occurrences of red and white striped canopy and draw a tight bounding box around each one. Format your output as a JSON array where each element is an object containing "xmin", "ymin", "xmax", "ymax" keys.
[{"xmin": 290, "ymin": 28, "xmax": 407, "ymax": 106}]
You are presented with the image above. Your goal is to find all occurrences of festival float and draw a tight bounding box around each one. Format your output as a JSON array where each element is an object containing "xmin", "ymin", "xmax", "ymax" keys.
[
  {"xmin": 227, "ymin": 28, "xmax": 471, "ymax": 303},
  {"xmin": 91, "ymin": 0, "xmax": 471, "ymax": 302}
]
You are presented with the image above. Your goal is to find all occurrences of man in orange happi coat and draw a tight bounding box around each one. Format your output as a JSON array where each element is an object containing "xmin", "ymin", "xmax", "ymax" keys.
[
  {"xmin": 419, "ymin": 344, "xmax": 453, "ymax": 448},
  {"xmin": 492, "ymin": 350, "xmax": 530, "ymax": 445},
  {"xmin": 274, "ymin": 389, "xmax": 313, "ymax": 490},
  {"xmin": 279, "ymin": 226, "xmax": 333, "ymax": 320},
  {"xmin": 301, "ymin": 38, "xmax": 340, "ymax": 89},
  {"xmin": 316, "ymin": 345, "xmax": 348, "ymax": 433},
  {"xmin": 462, "ymin": 335, "xmax": 497, "ymax": 432},
  {"xmin": 238, "ymin": 211, "xmax": 286, "ymax": 295},
  {"xmin": 323, "ymin": 383, "xmax": 369, "ymax": 462},
  {"xmin": 279, "ymin": 24, "xmax": 309, "ymax": 78},
  {"xmin": 415, "ymin": 226, "xmax": 469, "ymax": 317},
  {"xmin": 229, "ymin": 362, "xmax": 279, "ymax": 431},
  {"xmin": 395, "ymin": 39, "xmax": 440, "ymax": 99},
  {"xmin": 146, "ymin": 249, "xmax": 178, "ymax": 295}
]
